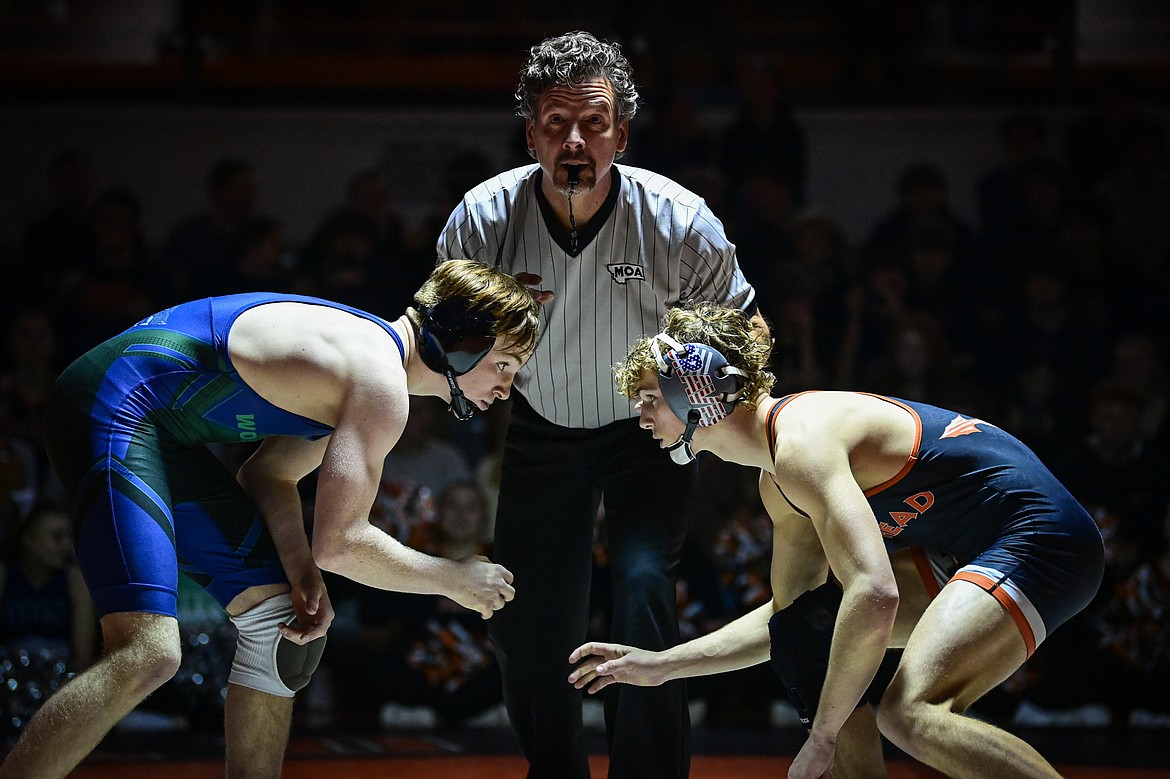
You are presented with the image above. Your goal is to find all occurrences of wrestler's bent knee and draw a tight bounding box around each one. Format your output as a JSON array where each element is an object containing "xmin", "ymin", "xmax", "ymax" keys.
[{"xmin": 229, "ymin": 593, "xmax": 327, "ymax": 697}]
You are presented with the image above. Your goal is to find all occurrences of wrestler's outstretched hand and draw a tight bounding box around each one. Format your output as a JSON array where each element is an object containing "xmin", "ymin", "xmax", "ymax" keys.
[{"xmin": 567, "ymin": 642, "xmax": 668, "ymax": 694}]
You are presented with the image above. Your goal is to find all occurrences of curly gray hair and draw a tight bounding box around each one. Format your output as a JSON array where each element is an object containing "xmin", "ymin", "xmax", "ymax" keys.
[{"xmin": 515, "ymin": 31, "xmax": 640, "ymax": 124}]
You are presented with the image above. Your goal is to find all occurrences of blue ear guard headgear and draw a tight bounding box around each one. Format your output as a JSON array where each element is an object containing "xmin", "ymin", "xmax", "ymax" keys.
[
  {"xmin": 651, "ymin": 334, "xmax": 747, "ymax": 464},
  {"xmin": 417, "ymin": 297, "xmax": 496, "ymax": 421}
]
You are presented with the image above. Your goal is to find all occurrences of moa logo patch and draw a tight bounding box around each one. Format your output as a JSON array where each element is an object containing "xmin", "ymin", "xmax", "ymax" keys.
[{"xmin": 607, "ymin": 263, "xmax": 646, "ymax": 284}]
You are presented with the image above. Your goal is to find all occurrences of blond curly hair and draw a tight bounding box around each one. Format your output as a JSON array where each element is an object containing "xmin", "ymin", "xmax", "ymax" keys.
[{"xmin": 614, "ymin": 301, "xmax": 774, "ymax": 410}]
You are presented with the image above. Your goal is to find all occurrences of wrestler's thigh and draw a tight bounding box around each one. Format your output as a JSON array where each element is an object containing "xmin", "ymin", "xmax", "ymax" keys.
[
  {"xmin": 888, "ymin": 548, "xmax": 934, "ymax": 648},
  {"xmin": 886, "ymin": 578, "xmax": 1027, "ymax": 712}
]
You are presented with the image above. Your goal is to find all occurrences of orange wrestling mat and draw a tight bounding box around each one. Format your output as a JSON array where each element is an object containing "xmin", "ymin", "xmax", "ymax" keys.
[{"xmin": 69, "ymin": 755, "xmax": 1167, "ymax": 778}]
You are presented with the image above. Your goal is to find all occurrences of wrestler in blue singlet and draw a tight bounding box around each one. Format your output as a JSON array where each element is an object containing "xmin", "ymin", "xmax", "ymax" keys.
[
  {"xmin": 767, "ymin": 392, "xmax": 1105, "ymax": 655},
  {"xmin": 44, "ymin": 293, "xmax": 405, "ymax": 619}
]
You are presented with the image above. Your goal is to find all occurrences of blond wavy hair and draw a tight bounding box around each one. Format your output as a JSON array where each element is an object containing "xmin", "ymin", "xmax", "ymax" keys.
[
  {"xmin": 614, "ymin": 302, "xmax": 774, "ymax": 410},
  {"xmin": 411, "ymin": 260, "xmax": 542, "ymax": 357}
]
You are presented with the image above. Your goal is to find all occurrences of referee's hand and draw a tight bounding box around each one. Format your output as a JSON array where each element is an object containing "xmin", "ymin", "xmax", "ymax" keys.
[{"xmin": 513, "ymin": 272, "xmax": 555, "ymax": 306}]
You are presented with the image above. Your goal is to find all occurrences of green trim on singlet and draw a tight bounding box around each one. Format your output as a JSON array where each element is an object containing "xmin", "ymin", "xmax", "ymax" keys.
[
  {"xmin": 120, "ymin": 330, "xmax": 212, "ymax": 365},
  {"xmin": 109, "ymin": 464, "xmax": 176, "ymax": 546},
  {"xmin": 176, "ymin": 373, "xmax": 243, "ymax": 417}
]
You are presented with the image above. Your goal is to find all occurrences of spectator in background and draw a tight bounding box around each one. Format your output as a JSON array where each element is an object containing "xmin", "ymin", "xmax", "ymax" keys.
[
  {"xmin": 0, "ymin": 503, "xmax": 96, "ymax": 669},
  {"xmin": 998, "ymin": 156, "xmax": 1076, "ymax": 274},
  {"xmin": 1, "ymin": 503, "xmax": 97, "ymax": 748},
  {"xmin": 999, "ymin": 361, "xmax": 1075, "ymax": 467},
  {"xmin": 0, "ymin": 392, "xmax": 40, "ymax": 531},
  {"xmin": 161, "ymin": 158, "xmax": 258, "ymax": 300},
  {"xmin": 392, "ymin": 479, "xmax": 504, "ymax": 727},
  {"xmin": 720, "ymin": 55, "xmax": 807, "ymax": 210},
  {"xmin": 981, "ymin": 260, "xmax": 1109, "ymax": 416},
  {"xmin": 15, "ymin": 151, "xmax": 97, "ymax": 309},
  {"xmin": 765, "ymin": 212, "xmax": 868, "ymax": 390},
  {"xmin": 432, "ymin": 480, "xmax": 493, "ymax": 559},
  {"xmin": 862, "ymin": 161, "xmax": 980, "ymax": 273},
  {"xmin": 220, "ymin": 216, "xmax": 293, "ymax": 296},
  {"xmin": 680, "ymin": 457, "xmax": 771, "ymax": 632},
  {"xmin": 1098, "ymin": 116, "xmax": 1170, "ymax": 280},
  {"xmin": 853, "ymin": 229, "xmax": 990, "ymax": 399},
  {"xmin": 673, "ymin": 457, "xmax": 779, "ymax": 727},
  {"xmin": 1055, "ymin": 381, "xmax": 1170, "ymax": 579},
  {"xmin": 379, "ymin": 396, "xmax": 473, "ymax": 513},
  {"xmin": 331, "ymin": 479, "xmax": 505, "ymax": 730},
  {"xmin": 1012, "ymin": 378, "xmax": 1169, "ymax": 729},
  {"xmin": 0, "ymin": 307, "xmax": 61, "ymax": 467},
  {"xmin": 1094, "ymin": 504, "xmax": 1170, "ymax": 726},
  {"xmin": 344, "ymin": 167, "xmax": 405, "ymax": 267},
  {"xmin": 726, "ymin": 172, "xmax": 798, "ymax": 297},
  {"xmin": 897, "ymin": 225, "xmax": 989, "ymax": 366},
  {"xmin": 403, "ymin": 149, "xmax": 495, "ymax": 283},
  {"xmin": 863, "ymin": 311, "xmax": 989, "ymax": 415},
  {"xmin": 766, "ymin": 291, "xmax": 824, "ymax": 397},
  {"xmin": 53, "ymin": 188, "xmax": 171, "ymax": 362},
  {"xmin": 977, "ymin": 113, "xmax": 1052, "ymax": 253},
  {"xmin": 1103, "ymin": 332, "xmax": 1169, "ymax": 454},
  {"xmin": 469, "ymin": 399, "xmax": 514, "ymax": 540},
  {"xmin": 294, "ymin": 208, "xmax": 387, "ymax": 316},
  {"xmin": 631, "ymin": 86, "xmax": 715, "ymax": 181},
  {"xmin": 300, "ymin": 168, "xmax": 413, "ymax": 316},
  {"xmin": 1056, "ymin": 193, "xmax": 1117, "ymax": 335}
]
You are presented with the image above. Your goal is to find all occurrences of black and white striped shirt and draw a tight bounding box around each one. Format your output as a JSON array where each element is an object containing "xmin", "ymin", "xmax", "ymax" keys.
[{"xmin": 437, "ymin": 163, "xmax": 757, "ymax": 429}]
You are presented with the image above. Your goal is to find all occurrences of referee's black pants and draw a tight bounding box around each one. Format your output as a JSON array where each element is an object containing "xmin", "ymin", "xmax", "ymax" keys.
[{"xmin": 488, "ymin": 395, "xmax": 696, "ymax": 779}]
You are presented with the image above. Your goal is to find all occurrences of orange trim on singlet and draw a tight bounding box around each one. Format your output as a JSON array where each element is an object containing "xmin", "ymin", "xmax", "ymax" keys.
[
  {"xmin": 856, "ymin": 393, "xmax": 922, "ymax": 498},
  {"xmin": 952, "ymin": 570, "xmax": 1038, "ymax": 657},
  {"xmin": 911, "ymin": 546, "xmax": 943, "ymax": 598},
  {"xmin": 765, "ymin": 393, "xmax": 820, "ymax": 518},
  {"xmin": 765, "ymin": 391, "xmax": 922, "ymax": 504},
  {"xmin": 765, "ymin": 392, "xmax": 815, "ymax": 457}
]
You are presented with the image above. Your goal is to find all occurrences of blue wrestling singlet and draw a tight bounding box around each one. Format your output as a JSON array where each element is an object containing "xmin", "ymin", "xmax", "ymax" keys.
[
  {"xmin": 767, "ymin": 392, "xmax": 1105, "ymax": 655},
  {"xmin": 44, "ymin": 293, "xmax": 406, "ymax": 618}
]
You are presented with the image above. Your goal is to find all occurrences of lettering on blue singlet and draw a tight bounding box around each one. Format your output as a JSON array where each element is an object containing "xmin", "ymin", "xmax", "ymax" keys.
[{"xmin": 236, "ymin": 413, "xmax": 258, "ymax": 441}]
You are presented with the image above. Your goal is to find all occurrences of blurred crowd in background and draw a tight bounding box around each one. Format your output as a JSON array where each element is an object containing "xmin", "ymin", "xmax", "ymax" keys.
[{"xmin": 2, "ymin": 0, "xmax": 1170, "ymax": 749}]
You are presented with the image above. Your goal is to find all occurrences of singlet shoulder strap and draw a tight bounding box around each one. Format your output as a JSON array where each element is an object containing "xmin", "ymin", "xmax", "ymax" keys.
[
  {"xmin": 386, "ymin": 325, "xmax": 405, "ymax": 361},
  {"xmin": 765, "ymin": 393, "xmax": 815, "ymax": 519}
]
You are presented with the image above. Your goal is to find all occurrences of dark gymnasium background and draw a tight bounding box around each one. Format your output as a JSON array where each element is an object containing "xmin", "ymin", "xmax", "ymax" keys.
[{"xmin": 1, "ymin": 2, "xmax": 1168, "ymax": 776}]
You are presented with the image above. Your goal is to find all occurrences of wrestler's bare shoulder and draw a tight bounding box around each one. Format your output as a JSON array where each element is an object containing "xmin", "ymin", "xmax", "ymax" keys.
[{"xmin": 228, "ymin": 301, "xmax": 406, "ymax": 422}]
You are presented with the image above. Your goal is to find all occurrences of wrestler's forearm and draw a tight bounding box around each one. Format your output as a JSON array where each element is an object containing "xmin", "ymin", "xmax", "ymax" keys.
[
  {"xmin": 313, "ymin": 519, "xmax": 455, "ymax": 595},
  {"xmin": 657, "ymin": 601, "xmax": 774, "ymax": 681},
  {"xmin": 240, "ymin": 472, "xmax": 319, "ymax": 584},
  {"xmin": 812, "ymin": 583, "xmax": 897, "ymax": 741}
]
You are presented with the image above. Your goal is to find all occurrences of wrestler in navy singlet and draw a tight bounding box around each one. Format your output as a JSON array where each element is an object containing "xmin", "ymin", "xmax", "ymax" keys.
[
  {"xmin": 44, "ymin": 293, "xmax": 406, "ymax": 618},
  {"xmin": 767, "ymin": 392, "xmax": 1105, "ymax": 655}
]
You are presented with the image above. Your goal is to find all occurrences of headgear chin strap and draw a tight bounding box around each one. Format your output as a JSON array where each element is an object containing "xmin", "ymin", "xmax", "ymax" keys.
[
  {"xmin": 416, "ymin": 297, "xmax": 496, "ymax": 421},
  {"xmin": 651, "ymin": 334, "xmax": 747, "ymax": 465}
]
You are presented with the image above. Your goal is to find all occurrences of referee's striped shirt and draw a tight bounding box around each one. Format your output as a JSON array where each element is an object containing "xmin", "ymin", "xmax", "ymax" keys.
[{"xmin": 437, "ymin": 163, "xmax": 757, "ymax": 429}]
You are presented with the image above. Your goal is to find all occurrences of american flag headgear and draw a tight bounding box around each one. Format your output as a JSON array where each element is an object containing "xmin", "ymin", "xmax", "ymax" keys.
[{"xmin": 651, "ymin": 334, "xmax": 747, "ymax": 428}]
